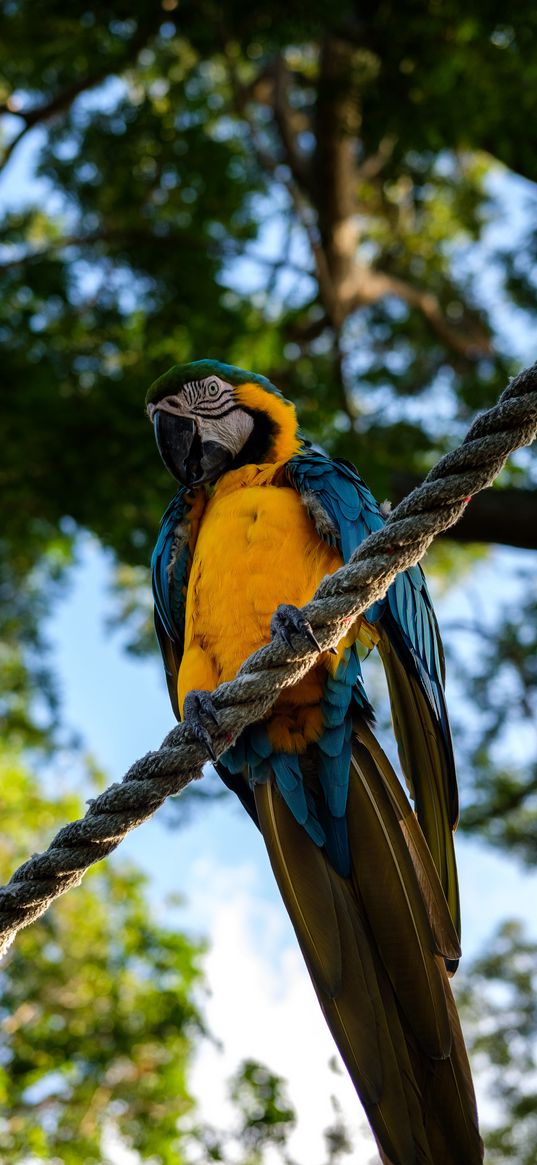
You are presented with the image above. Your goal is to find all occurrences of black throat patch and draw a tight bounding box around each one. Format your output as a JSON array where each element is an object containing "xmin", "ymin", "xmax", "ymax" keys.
[{"xmin": 232, "ymin": 407, "xmax": 278, "ymax": 468}]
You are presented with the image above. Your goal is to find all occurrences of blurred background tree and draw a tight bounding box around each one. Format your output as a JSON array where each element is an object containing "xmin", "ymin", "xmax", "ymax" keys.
[
  {"xmin": 0, "ymin": 756, "xmax": 310, "ymax": 1163},
  {"xmin": 0, "ymin": 755, "xmax": 204, "ymax": 1164},
  {"xmin": 1, "ymin": 0, "xmax": 537, "ymax": 1161}
]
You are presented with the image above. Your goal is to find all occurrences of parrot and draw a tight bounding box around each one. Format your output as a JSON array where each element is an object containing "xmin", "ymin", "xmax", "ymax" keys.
[{"xmin": 146, "ymin": 359, "xmax": 483, "ymax": 1165}]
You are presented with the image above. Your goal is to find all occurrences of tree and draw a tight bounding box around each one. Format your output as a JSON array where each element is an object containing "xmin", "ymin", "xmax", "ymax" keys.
[
  {"xmin": 0, "ymin": 756, "xmax": 205, "ymax": 1163},
  {"xmin": 459, "ymin": 921, "xmax": 537, "ymax": 1165}
]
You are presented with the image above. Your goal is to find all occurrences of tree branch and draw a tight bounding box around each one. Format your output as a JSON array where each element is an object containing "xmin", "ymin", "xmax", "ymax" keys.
[
  {"xmin": 222, "ymin": 46, "xmax": 342, "ymax": 325},
  {"xmin": 463, "ymin": 771, "xmax": 537, "ymax": 832},
  {"xmin": 0, "ymin": 16, "xmax": 163, "ymax": 175},
  {"xmin": 313, "ymin": 36, "xmax": 361, "ymax": 321},
  {"xmin": 390, "ymin": 475, "xmax": 537, "ymax": 550},
  {"xmin": 0, "ymin": 73, "xmax": 112, "ymax": 173},
  {"xmin": 0, "ymin": 228, "xmax": 315, "ymax": 295},
  {"xmin": 0, "ymin": 227, "xmax": 213, "ymax": 270},
  {"xmin": 342, "ymin": 266, "xmax": 491, "ymax": 358},
  {"xmin": 225, "ymin": 35, "xmax": 491, "ymax": 361},
  {"xmin": 271, "ymin": 55, "xmax": 312, "ymax": 192}
]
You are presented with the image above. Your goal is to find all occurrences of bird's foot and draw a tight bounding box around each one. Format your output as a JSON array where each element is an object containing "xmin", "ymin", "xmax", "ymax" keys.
[
  {"xmin": 183, "ymin": 690, "xmax": 218, "ymax": 761},
  {"xmin": 270, "ymin": 603, "xmax": 336, "ymax": 654}
]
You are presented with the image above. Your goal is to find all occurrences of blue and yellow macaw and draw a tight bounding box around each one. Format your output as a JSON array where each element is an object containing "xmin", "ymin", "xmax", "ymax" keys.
[{"xmin": 147, "ymin": 360, "xmax": 483, "ymax": 1165}]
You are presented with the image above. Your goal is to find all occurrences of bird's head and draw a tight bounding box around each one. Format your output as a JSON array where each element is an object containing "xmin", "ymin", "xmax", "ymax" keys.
[{"xmin": 146, "ymin": 359, "xmax": 300, "ymax": 486}]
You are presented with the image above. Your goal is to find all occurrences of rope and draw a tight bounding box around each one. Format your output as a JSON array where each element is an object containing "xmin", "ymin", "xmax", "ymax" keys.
[{"xmin": 1, "ymin": 362, "xmax": 536, "ymax": 959}]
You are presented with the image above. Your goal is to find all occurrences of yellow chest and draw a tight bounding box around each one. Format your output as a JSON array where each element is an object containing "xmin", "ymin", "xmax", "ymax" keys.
[{"xmin": 183, "ymin": 480, "xmax": 342, "ymax": 685}]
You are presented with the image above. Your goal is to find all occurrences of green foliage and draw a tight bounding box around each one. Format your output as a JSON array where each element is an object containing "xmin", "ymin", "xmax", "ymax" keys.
[
  {"xmin": 460, "ymin": 922, "xmax": 537, "ymax": 1165},
  {"xmin": 448, "ymin": 570, "xmax": 537, "ymax": 861},
  {"xmin": 228, "ymin": 1058, "xmax": 296, "ymax": 1163},
  {"xmin": 0, "ymin": 759, "xmax": 206, "ymax": 1164},
  {"xmin": 1, "ymin": 0, "xmax": 535, "ymax": 594},
  {"xmin": 0, "ymin": 540, "xmax": 74, "ymax": 751}
]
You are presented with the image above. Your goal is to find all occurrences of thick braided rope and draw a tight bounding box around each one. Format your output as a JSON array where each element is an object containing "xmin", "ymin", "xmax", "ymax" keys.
[{"xmin": 0, "ymin": 361, "xmax": 536, "ymax": 958}]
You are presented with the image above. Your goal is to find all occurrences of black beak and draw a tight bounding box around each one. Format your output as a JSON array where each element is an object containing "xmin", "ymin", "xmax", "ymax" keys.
[
  {"xmin": 154, "ymin": 411, "xmax": 199, "ymax": 484},
  {"xmin": 153, "ymin": 410, "xmax": 233, "ymax": 485}
]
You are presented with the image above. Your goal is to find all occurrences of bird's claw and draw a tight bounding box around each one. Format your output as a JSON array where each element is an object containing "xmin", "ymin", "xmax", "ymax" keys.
[
  {"xmin": 183, "ymin": 690, "xmax": 218, "ymax": 761},
  {"xmin": 271, "ymin": 603, "xmax": 334, "ymax": 654}
]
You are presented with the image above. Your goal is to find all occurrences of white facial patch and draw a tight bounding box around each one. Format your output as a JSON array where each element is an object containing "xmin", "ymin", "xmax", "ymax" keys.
[{"xmin": 197, "ymin": 409, "xmax": 254, "ymax": 457}]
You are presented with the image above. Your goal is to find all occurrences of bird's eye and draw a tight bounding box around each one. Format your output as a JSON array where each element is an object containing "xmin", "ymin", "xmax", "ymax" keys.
[{"xmin": 207, "ymin": 379, "xmax": 220, "ymax": 396}]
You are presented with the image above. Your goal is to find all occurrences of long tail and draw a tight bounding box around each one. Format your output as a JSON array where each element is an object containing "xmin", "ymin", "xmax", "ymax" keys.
[
  {"xmin": 377, "ymin": 628, "xmax": 461, "ymax": 945},
  {"xmin": 253, "ymin": 729, "xmax": 482, "ymax": 1165}
]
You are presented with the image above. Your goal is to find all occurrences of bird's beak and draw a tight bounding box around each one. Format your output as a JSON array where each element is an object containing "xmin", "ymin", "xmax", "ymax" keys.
[{"xmin": 152, "ymin": 407, "xmax": 232, "ymax": 485}]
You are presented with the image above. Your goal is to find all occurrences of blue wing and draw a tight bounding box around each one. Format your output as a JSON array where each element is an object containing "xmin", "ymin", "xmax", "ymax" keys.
[
  {"xmin": 151, "ymin": 488, "xmax": 192, "ymax": 721},
  {"xmin": 285, "ymin": 448, "xmax": 460, "ymax": 933},
  {"xmin": 286, "ymin": 448, "xmax": 456, "ymax": 798}
]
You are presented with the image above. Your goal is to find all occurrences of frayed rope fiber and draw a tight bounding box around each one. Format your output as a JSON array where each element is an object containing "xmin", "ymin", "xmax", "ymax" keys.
[{"xmin": 1, "ymin": 362, "xmax": 536, "ymax": 958}]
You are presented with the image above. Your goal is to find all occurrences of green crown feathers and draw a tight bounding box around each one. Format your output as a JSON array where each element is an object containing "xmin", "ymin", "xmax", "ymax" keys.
[{"xmin": 146, "ymin": 359, "xmax": 283, "ymax": 406}]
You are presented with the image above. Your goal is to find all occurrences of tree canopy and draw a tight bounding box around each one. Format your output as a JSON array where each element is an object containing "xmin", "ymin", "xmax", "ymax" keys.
[
  {"xmin": 2, "ymin": 0, "xmax": 536, "ymax": 575},
  {"xmin": 0, "ymin": 756, "xmax": 204, "ymax": 1163}
]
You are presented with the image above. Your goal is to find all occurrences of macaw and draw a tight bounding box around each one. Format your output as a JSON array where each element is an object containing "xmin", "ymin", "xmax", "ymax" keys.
[{"xmin": 147, "ymin": 360, "xmax": 483, "ymax": 1165}]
